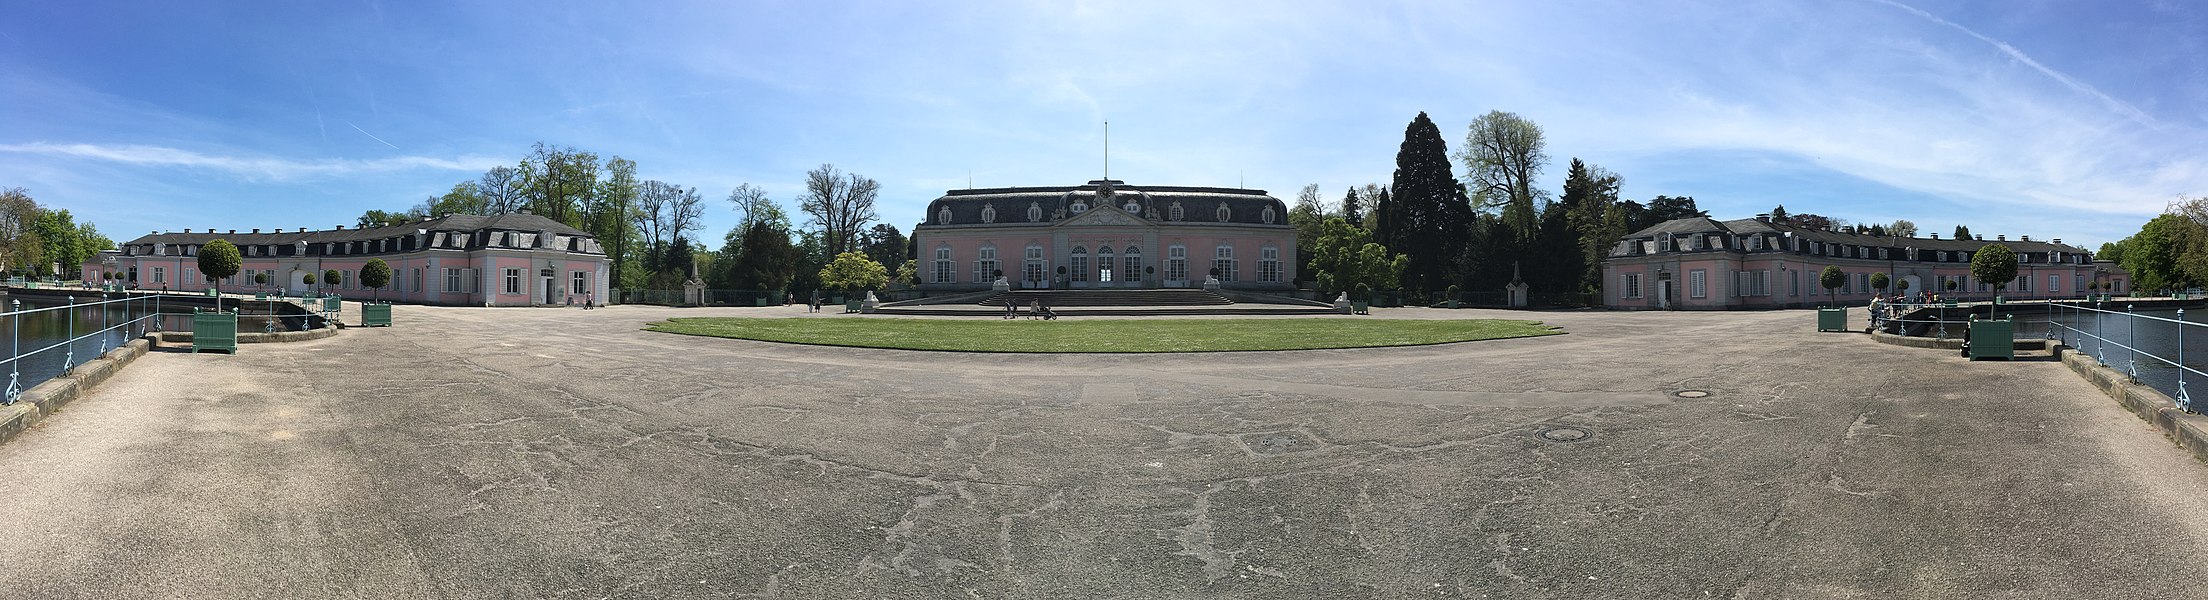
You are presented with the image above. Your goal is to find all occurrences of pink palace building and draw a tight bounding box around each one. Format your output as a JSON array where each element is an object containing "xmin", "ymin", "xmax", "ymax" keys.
[
  {"xmin": 1602, "ymin": 215, "xmax": 2123, "ymax": 310},
  {"xmin": 84, "ymin": 212, "xmax": 610, "ymax": 307},
  {"xmin": 912, "ymin": 179, "xmax": 1297, "ymax": 292}
]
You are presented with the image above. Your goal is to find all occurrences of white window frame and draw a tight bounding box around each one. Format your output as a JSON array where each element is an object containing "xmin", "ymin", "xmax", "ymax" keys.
[
  {"xmin": 1624, "ymin": 273, "xmax": 1642, "ymax": 299},
  {"xmin": 1689, "ymin": 269, "xmax": 1706, "ymax": 298},
  {"xmin": 504, "ymin": 268, "xmax": 521, "ymax": 295}
]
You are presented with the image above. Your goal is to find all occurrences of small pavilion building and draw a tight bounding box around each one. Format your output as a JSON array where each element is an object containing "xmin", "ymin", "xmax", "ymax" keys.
[
  {"xmin": 1601, "ymin": 215, "xmax": 2121, "ymax": 309},
  {"xmin": 85, "ymin": 212, "xmax": 609, "ymax": 307},
  {"xmin": 912, "ymin": 180, "xmax": 1296, "ymax": 291}
]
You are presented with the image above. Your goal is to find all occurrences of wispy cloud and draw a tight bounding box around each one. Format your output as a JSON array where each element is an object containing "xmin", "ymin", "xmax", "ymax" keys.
[
  {"xmin": 1866, "ymin": 0, "xmax": 2158, "ymax": 127},
  {"xmin": 0, "ymin": 142, "xmax": 503, "ymax": 180}
]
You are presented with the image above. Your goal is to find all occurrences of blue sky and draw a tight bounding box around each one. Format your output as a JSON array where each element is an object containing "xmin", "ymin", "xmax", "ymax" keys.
[{"xmin": 2, "ymin": 0, "xmax": 2201, "ymax": 249}]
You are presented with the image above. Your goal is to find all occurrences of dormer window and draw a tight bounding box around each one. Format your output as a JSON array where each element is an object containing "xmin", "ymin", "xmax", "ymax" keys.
[
  {"xmin": 1070, "ymin": 197, "xmax": 1089, "ymax": 214},
  {"xmin": 938, "ymin": 205, "xmax": 953, "ymax": 224},
  {"xmin": 1215, "ymin": 203, "xmax": 1231, "ymax": 222},
  {"xmin": 1028, "ymin": 201, "xmax": 1043, "ymax": 222},
  {"xmin": 1261, "ymin": 206, "xmax": 1276, "ymax": 224},
  {"xmin": 980, "ymin": 203, "xmax": 996, "ymax": 224},
  {"xmin": 1169, "ymin": 202, "xmax": 1184, "ymax": 221}
]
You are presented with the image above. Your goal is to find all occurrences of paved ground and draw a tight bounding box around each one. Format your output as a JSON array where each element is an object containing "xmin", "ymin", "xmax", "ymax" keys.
[{"xmin": 2, "ymin": 304, "xmax": 2206, "ymax": 598}]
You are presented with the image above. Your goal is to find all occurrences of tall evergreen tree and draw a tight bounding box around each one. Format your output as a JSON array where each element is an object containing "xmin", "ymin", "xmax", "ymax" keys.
[
  {"xmin": 1341, "ymin": 187, "xmax": 1364, "ymax": 227},
  {"xmin": 1388, "ymin": 112, "xmax": 1473, "ymax": 294},
  {"xmin": 1954, "ymin": 224, "xmax": 1973, "ymax": 240}
]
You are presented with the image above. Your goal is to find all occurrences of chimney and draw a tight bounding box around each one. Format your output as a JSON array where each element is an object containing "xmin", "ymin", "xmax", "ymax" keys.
[
  {"xmin": 2053, "ymin": 238, "xmax": 2062, "ymax": 245},
  {"xmin": 183, "ymin": 228, "xmax": 191, "ymax": 233},
  {"xmin": 1996, "ymin": 234, "xmax": 2006, "ymax": 241},
  {"xmin": 2020, "ymin": 235, "xmax": 2030, "ymax": 242},
  {"xmin": 251, "ymin": 228, "xmax": 260, "ymax": 234},
  {"xmin": 1974, "ymin": 234, "xmax": 1983, "ymax": 241},
  {"xmin": 1931, "ymin": 233, "xmax": 1940, "ymax": 239},
  {"xmin": 1756, "ymin": 214, "xmax": 1772, "ymax": 223},
  {"xmin": 273, "ymin": 228, "xmax": 282, "ymax": 233},
  {"xmin": 336, "ymin": 225, "xmax": 346, "ymax": 230},
  {"xmin": 228, "ymin": 229, "xmax": 236, "ymax": 234}
]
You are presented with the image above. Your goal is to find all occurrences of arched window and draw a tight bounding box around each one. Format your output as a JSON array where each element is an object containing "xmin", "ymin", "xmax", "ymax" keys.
[
  {"xmin": 1259, "ymin": 245, "xmax": 1281, "ymax": 283},
  {"xmin": 1215, "ymin": 203, "xmax": 1232, "ymax": 222},
  {"xmin": 1166, "ymin": 244, "xmax": 1188, "ymax": 283},
  {"xmin": 980, "ymin": 204, "xmax": 996, "ymax": 224},
  {"xmin": 937, "ymin": 204, "xmax": 953, "ymax": 225},
  {"xmin": 976, "ymin": 243, "xmax": 999, "ymax": 282},
  {"xmin": 1096, "ymin": 246, "xmax": 1115, "ymax": 283},
  {"xmin": 933, "ymin": 245, "xmax": 955, "ymax": 283},
  {"xmin": 1123, "ymin": 245, "xmax": 1142, "ymax": 283},
  {"xmin": 1213, "ymin": 244, "xmax": 1237, "ymax": 282},
  {"xmin": 1169, "ymin": 202, "xmax": 1184, "ymax": 221},
  {"xmin": 1069, "ymin": 246, "xmax": 1090, "ymax": 283},
  {"xmin": 1027, "ymin": 201, "xmax": 1043, "ymax": 222}
]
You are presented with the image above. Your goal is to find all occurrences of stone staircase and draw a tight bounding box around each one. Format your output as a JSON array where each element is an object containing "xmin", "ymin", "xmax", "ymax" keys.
[{"xmin": 980, "ymin": 289, "xmax": 1233, "ymax": 307}]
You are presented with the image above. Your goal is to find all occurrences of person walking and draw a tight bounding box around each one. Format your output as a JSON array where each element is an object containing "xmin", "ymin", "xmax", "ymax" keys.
[
  {"xmin": 808, "ymin": 289, "xmax": 821, "ymax": 313},
  {"xmin": 1004, "ymin": 298, "xmax": 1016, "ymax": 319},
  {"xmin": 584, "ymin": 290, "xmax": 594, "ymax": 310}
]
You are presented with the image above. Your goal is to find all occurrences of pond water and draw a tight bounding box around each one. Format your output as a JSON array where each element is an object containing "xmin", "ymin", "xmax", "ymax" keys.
[
  {"xmin": 2050, "ymin": 304, "xmax": 2208, "ymax": 403},
  {"xmin": 0, "ymin": 294, "xmax": 319, "ymax": 401}
]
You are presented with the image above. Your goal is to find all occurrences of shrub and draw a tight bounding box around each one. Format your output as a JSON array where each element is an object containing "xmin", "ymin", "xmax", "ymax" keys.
[{"xmin": 197, "ymin": 239, "xmax": 242, "ymax": 288}]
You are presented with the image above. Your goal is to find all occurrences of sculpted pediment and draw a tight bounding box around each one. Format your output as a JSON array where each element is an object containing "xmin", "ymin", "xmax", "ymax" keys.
[{"xmin": 1056, "ymin": 205, "xmax": 1149, "ymax": 228}]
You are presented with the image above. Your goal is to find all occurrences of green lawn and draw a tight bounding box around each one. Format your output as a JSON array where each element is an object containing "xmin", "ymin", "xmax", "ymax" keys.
[{"xmin": 644, "ymin": 317, "xmax": 1561, "ymax": 353}]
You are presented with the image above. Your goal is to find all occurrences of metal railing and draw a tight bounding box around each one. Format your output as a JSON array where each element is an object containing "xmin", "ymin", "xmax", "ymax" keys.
[
  {"xmin": 0, "ymin": 293, "xmax": 169, "ymax": 406},
  {"xmin": 1874, "ymin": 300, "xmax": 2069, "ymax": 341},
  {"xmin": 2047, "ymin": 300, "xmax": 2205, "ymax": 413}
]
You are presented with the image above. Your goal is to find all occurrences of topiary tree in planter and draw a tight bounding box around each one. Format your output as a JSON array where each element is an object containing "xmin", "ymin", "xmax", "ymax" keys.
[
  {"xmin": 361, "ymin": 258, "xmax": 392, "ymax": 301},
  {"xmin": 1970, "ymin": 243, "xmax": 2018, "ymax": 301},
  {"xmin": 303, "ymin": 273, "xmax": 317, "ymax": 290},
  {"xmin": 1353, "ymin": 282, "xmax": 1372, "ymax": 305},
  {"xmin": 255, "ymin": 272, "xmax": 269, "ymax": 288},
  {"xmin": 197, "ymin": 239, "xmax": 241, "ymax": 311},
  {"xmin": 323, "ymin": 269, "xmax": 342, "ymax": 294},
  {"xmin": 1818, "ymin": 265, "xmax": 1846, "ymax": 307},
  {"xmin": 1869, "ymin": 272, "xmax": 1889, "ymax": 295}
]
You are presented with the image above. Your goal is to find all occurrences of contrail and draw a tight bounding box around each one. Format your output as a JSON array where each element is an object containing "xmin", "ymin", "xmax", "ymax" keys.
[
  {"xmin": 346, "ymin": 120, "xmax": 400, "ymax": 150},
  {"xmin": 1866, "ymin": 0, "xmax": 2157, "ymax": 127}
]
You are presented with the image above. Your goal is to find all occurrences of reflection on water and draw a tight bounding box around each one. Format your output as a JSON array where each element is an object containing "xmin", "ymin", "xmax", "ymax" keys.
[
  {"xmin": 0, "ymin": 294, "xmax": 322, "ymax": 400},
  {"xmin": 2050, "ymin": 304, "xmax": 2208, "ymax": 402}
]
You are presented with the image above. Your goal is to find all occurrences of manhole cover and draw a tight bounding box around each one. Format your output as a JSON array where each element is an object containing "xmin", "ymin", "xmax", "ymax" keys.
[
  {"xmin": 1240, "ymin": 431, "xmax": 1317, "ymax": 455},
  {"xmin": 1536, "ymin": 426, "xmax": 1591, "ymax": 443},
  {"xmin": 1674, "ymin": 390, "xmax": 1711, "ymax": 398}
]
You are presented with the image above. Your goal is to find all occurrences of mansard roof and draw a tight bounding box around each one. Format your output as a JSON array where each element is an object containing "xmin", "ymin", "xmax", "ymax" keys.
[
  {"xmin": 917, "ymin": 180, "xmax": 1289, "ymax": 228},
  {"xmin": 119, "ymin": 212, "xmax": 592, "ymax": 247},
  {"xmin": 1615, "ymin": 216, "xmax": 2089, "ymax": 256}
]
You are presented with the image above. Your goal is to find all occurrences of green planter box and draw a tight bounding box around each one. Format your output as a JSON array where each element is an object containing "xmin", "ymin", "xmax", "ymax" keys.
[
  {"xmin": 204, "ymin": 288, "xmax": 220, "ymax": 297},
  {"xmin": 192, "ymin": 309, "xmax": 238, "ymax": 354},
  {"xmin": 1352, "ymin": 301, "xmax": 1370, "ymax": 315},
  {"xmin": 844, "ymin": 299, "xmax": 862, "ymax": 313},
  {"xmin": 1968, "ymin": 317, "xmax": 2014, "ymax": 361},
  {"xmin": 362, "ymin": 303, "xmax": 392, "ymax": 327},
  {"xmin": 1817, "ymin": 307, "xmax": 1847, "ymax": 332},
  {"xmin": 322, "ymin": 297, "xmax": 343, "ymax": 313}
]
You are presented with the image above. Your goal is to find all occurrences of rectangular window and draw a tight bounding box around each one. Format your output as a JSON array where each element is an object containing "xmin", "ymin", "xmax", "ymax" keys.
[
  {"xmin": 445, "ymin": 268, "xmax": 461, "ymax": 293},
  {"xmin": 467, "ymin": 268, "xmax": 479, "ymax": 294},
  {"xmin": 415, "ymin": 269, "xmax": 424, "ymax": 294},
  {"xmin": 1167, "ymin": 246, "xmax": 1188, "ymax": 282},
  {"xmin": 2018, "ymin": 275, "xmax": 2031, "ymax": 292},
  {"xmin": 1624, "ymin": 273, "xmax": 1642, "ymax": 299},
  {"xmin": 1258, "ymin": 247, "xmax": 1280, "ymax": 283},
  {"xmin": 152, "ymin": 267, "xmax": 165, "ymax": 284},
  {"xmin": 572, "ymin": 271, "xmax": 587, "ymax": 294},
  {"xmin": 1758, "ymin": 270, "xmax": 1770, "ymax": 296},
  {"xmin": 2076, "ymin": 274, "xmax": 2085, "ymax": 294},
  {"xmin": 184, "ymin": 267, "xmax": 195, "ymax": 285},
  {"xmin": 1789, "ymin": 271, "xmax": 1800, "ymax": 297},
  {"xmin": 1071, "ymin": 255, "xmax": 1088, "ymax": 282},
  {"xmin": 1689, "ymin": 269, "xmax": 1707, "ymax": 298},
  {"xmin": 934, "ymin": 259, "xmax": 953, "ymax": 283},
  {"xmin": 1125, "ymin": 255, "xmax": 1141, "ymax": 282},
  {"xmin": 504, "ymin": 268, "xmax": 521, "ymax": 295}
]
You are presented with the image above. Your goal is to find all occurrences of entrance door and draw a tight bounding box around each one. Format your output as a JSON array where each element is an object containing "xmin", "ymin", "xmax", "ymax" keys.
[
  {"xmin": 289, "ymin": 269, "xmax": 308, "ymax": 294},
  {"xmin": 543, "ymin": 277, "xmax": 556, "ymax": 305},
  {"xmin": 1659, "ymin": 281, "xmax": 1673, "ymax": 309}
]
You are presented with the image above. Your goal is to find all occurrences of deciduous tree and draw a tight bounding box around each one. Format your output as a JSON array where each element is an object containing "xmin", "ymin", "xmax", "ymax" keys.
[
  {"xmin": 1971, "ymin": 244, "xmax": 2019, "ymax": 293},
  {"xmin": 361, "ymin": 258, "xmax": 392, "ymax": 299},
  {"xmin": 799, "ymin": 164, "xmax": 880, "ymax": 257},
  {"xmin": 1458, "ymin": 110, "xmax": 1549, "ymax": 239},
  {"xmin": 817, "ymin": 251, "xmax": 888, "ymax": 292}
]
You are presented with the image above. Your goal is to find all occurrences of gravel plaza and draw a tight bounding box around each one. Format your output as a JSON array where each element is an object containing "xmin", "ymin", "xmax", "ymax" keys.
[{"xmin": 0, "ymin": 304, "xmax": 2204, "ymax": 598}]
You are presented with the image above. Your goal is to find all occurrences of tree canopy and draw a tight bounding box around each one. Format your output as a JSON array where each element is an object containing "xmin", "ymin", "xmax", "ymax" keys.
[
  {"xmin": 817, "ymin": 251, "xmax": 888, "ymax": 291},
  {"xmin": 1970, "ymin": 244, "xmax": 2019, "ymax": 291},
  {"xmin": 197, "ymin": 239, "xmax": 241, "ymax": 285},
  {"xmin": 1385, "ymin": 112, "xmax": 1473, "ymax": 294}
]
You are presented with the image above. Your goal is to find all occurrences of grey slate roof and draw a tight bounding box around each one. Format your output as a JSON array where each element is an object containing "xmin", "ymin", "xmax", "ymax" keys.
[
  {"xmin": 916, "ymin": 180, "xmax": 1289, "ymax": 228},
  {"xmin": 114, "ymin": 212, "xmax": 603, "ymax": 258},
  {"xmin": 119, "ymin": 212, "xmax": 591, "ymax": 247},
  {"xmin": 1612, "ymin": 216, "xmax": 2090, "ymax": 258}
]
